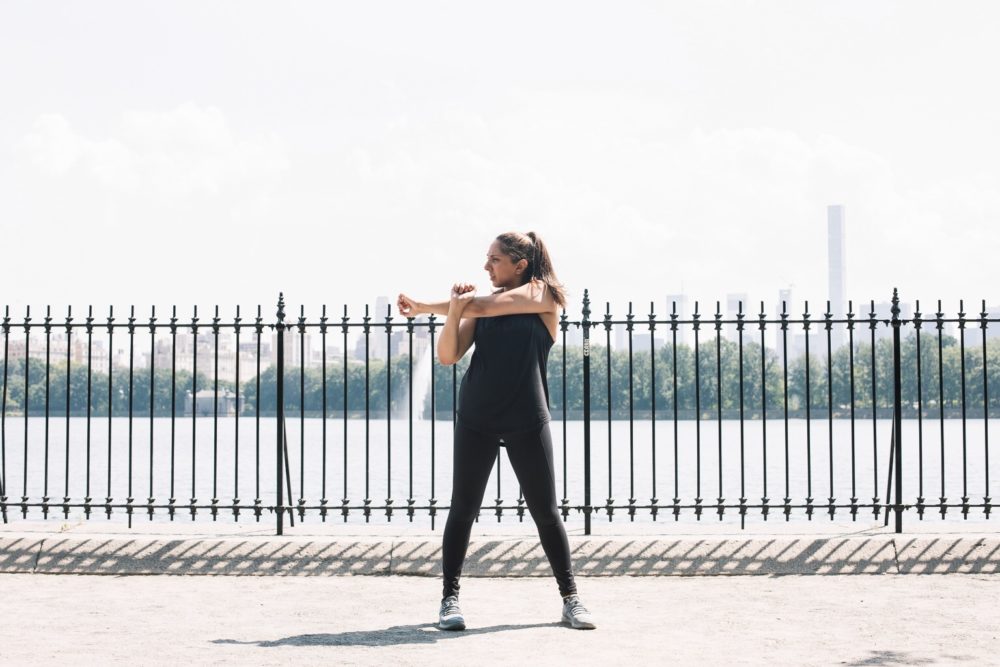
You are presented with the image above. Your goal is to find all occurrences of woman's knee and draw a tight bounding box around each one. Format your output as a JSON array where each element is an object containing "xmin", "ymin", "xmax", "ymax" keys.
[
  {"xmin": 528, "ymin": 501, "xmax": 562, "ymax": 528},
  {"xmin": 447, "ymin": 494, "xmax": 483, "ymax": 524}
]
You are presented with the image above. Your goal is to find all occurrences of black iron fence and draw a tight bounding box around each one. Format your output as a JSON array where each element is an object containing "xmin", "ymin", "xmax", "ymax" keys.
[{"xmin": 0, "ymin": 289, "xmax": 996, "ymax": 535}]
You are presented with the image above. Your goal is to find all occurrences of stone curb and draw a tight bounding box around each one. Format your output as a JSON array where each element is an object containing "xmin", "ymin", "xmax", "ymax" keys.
[{"xmin": 1, "ymin": 535, "xmax": 998, "ymax": 576}]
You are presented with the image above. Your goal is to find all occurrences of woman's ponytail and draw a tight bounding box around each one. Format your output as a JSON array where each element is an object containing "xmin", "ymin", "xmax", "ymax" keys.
[{"xmin": 496, "ymin": 231, "xmax": 567, "ymax": 309}]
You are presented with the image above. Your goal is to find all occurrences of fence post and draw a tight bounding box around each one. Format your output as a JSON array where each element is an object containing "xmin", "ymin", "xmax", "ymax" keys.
[
  {"xmin": 276, "ymin": 293, "xmax": 285, "ymax": 536},
  {"xmin": 582, "ymin": 289, "xmax": 592, "ymax": 536},
  {"xmin": 891, "ymin": 288, "xmax": 903, "ymax": 533}
]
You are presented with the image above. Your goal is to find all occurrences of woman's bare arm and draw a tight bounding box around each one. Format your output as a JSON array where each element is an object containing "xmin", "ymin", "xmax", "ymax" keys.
[
  {"xmin": 404, "ymin": 280, "xmax": 555, "ymax": 319},
  {"xmin": 436, "ymin": 285, "xmax": 475, "ymax": 365},
  {"xmin": 439, "ymin": 317, "xmax": 476, "ymax": 365}
]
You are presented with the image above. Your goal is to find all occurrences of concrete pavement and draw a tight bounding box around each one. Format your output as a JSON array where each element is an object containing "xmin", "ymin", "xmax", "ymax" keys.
[{"xmin": 3, "ymin": 571, "xmax": 1000, "ymax": 666}]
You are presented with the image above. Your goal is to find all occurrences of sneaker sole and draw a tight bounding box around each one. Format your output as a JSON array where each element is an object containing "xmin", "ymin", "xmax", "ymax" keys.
[
  {"xmin": 439, "ymin": 619, "xmax": 466, "ymax": 631},
  {"xmin": 562, "ymin": 615, "xmax": 596, "ymax": 630}
]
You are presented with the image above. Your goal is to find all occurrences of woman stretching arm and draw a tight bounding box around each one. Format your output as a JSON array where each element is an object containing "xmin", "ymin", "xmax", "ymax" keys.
[{"xmin": 397, "ymin": 231, "xmax": 594, "ymax": 632}]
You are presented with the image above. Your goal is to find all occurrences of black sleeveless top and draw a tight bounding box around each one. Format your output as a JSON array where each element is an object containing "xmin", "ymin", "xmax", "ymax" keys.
[{"xmin": 456, "ymin": 313, "xmax": 555, "ymax": 438}]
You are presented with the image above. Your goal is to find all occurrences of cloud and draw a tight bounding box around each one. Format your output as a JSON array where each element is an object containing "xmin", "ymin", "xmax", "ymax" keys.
[{"xmin": 19, "ymin": 103, "xmax": 288, "ymax": 197}]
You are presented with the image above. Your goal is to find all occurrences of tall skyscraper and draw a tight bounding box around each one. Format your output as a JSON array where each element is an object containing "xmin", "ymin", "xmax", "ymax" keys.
[{"xmin": 828, "ymin": 205, "xmax": 847, "ymax": 350}]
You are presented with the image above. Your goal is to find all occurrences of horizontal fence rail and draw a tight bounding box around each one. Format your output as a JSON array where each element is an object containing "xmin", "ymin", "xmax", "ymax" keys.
[{"xmin": 0, "ymin": 289, "xmax": 997, "ymax": 535}]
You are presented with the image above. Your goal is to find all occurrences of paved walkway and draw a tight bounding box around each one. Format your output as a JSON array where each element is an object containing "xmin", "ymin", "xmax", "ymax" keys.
[
  {"xmin": 3, "ymin": 571, "xmax": 999, "ymax": 666},
  {"xmin": 3, "ymin": 520, "xmax": 999, "ymax": 664}
]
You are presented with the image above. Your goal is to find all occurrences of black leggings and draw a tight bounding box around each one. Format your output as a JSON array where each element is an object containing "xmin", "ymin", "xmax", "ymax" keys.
[{"xmin": 442, "ymin": 420, "xmax": 577, "ymax": 600}]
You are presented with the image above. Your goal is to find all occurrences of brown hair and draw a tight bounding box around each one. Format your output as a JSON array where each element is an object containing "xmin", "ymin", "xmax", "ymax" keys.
[{"xmin": 494, "ymin": 231, "xmax": 567, "ymax": 309}]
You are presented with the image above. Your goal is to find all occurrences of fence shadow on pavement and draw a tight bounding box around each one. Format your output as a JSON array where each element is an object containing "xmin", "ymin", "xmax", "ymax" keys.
[{"xmin": 1, "ymin": 536, "xmax": 999, "ymax": 576}]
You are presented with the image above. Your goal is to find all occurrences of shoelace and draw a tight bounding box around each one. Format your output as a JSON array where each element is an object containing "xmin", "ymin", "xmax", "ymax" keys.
[
  {"xmin": 564, "ymin": 597, "xmax": 590, "ymax": 616},
  {"xmin": 441, "ymin": 598, "xmax": 462, "ymax": 616}
]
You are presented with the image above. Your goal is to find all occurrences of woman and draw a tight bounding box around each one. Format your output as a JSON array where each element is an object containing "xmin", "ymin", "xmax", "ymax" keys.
[{"xmin": 397, "ymin": 231, "xmax": 596, "ymax": 631}]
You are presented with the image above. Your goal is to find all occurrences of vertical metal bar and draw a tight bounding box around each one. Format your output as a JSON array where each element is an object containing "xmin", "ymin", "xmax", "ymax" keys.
[
  {"xmin": 869, "ymin": 300, "xmax": 879, "ymax": 518},
  {"xmin": 891, "ymin": 289, "xmax": 903, "ymax": 533},
  {"xmin": 494, "ymin": 439, "xmax": 503, "ymax": 523},
  {"xmin": 320, "ymin": 305, "xmax": 328, "ymax": 521},
  {"xmin": 342, "ymin": 305, "xmax": 349, "ymax": 522},
  {"xmin": 582, "ymin": 289, "xmax": 592, "ymax": 534},
  {"xmin": 63, "ymin": 306, "xmax": 72, "ymax": 520},
  {"xmin": 363, "ymin": 304, "xmax": 371, "ymax": 522},
  {"xmin": 430, "ymin": 314, "xmax": 438, "ymax": 529},
  {"xmin": 915, "ymin": 301, "xmax": 925, "ymax": 518},
  {"xmin": 105, "ymin": 306, "xmax": 114, "ymax": 519},
  {"xmin": 276, "ymin": 294, "xmax": 285, "ymax": 535},
  {"xmin": 191, "ymin": 305, "xmax": 199, "ymax": 520},
  {"xmin": 299, "ymin": 305, "xmax": 306, "ymax": 521},
  {"xmin": 649, "ymin": 300, "xmax": 657, "ymax": 522},
  {"xmin": 848, "ymin": 301, "xmax": 857, "ymax": 520},
  {"xmin": 981, "ymin": 300, "xmax": 991, "ymax": 518},
  {"xmin": 212, "ymin": 305, "xmax": 220, "ymax": 520},
  {"xmin": 826, "ymin": 301, "xmax": 834, "ymax": 520},
  {"xmin": 560, "ymin": 310, "xmax": 569, "ymax": 521},
  {"xmin": 44, "ymin": 306, "xmax": 52, "ymax": 518},
  {"xmin": 148, "ymin": 306, "xmax": 156, "ymax": 520},
  {"xmin": 803, "ymin": 301, "xmax": 813, "ymax": 520},
  {"xmin": 669, "ymin": 301, "xmax": 677, "ymax": 521},
  {"xmin": 384, "ymin": 304, "xmax": 392, "ymax": 521},
  {"xmin": 169, "ymin": 306, "xmax": 177, "ymax": 520},
  {"xmin": 714, "ymin": 301, "xmax": 723, "ymax": 521},
  {"xmin": 737, "ymin": 300, "xmax": 746, "ymax": 527},
  {"xmin": 604, "ymin": 303, "xmax": 613, "ymax": 521},
  {"xmin": 694, "ymin": 301, "xmax": 703, "ymax": 519},
  {"xmin": 85, "ymin": 306, "xmax": 93, "ymax": 519},
  {"xmin": 23, "ymin": 305, "xmax": 31, "ymax": 518},
  {"xmin": 781, "ymin": 300, "xmax": 790, "ymax": 520},
  {"xmin": 127, "ymin": 306, "xmax": 135, "ymax": 526},
  {"xmin": 233, "ymin": 305, "xmax": 242, "ymax": 521},
  {"xmin": 759, "ymin": 302, "xmax": 768, "ymax": 520},
  {"xmin": 959, "ymin": 300, "xmax": 969, "ymax": 518},
  {"xmin": 405, "ymin": 307, "xmax": 413, "ymax": 522},
  {"xmin": 255, "ymin": 306, "xmax": 262, "ymax": 521},
  {"xmin": 937, "ymin": 300, "xmax": 947, "ymax": 518}
]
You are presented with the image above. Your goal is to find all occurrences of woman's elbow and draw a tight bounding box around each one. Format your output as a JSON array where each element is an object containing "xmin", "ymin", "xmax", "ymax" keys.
[{"xmin": 437, "ymin": 350, "xmax": 456, "ymax": 366}]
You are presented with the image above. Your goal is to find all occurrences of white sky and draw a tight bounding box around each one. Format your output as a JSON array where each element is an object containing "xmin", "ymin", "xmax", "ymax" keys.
[{"xmin": 1, "ymin": 1, "xmax": 998, "ymax": 321}]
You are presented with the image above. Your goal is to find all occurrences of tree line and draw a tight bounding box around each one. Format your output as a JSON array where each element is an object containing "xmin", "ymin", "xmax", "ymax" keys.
[{"xmin": 1, "ymin": 333, "xmax": 997, "ymax": 418}]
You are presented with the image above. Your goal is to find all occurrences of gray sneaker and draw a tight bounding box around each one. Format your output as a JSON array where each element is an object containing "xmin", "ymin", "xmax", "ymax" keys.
[
  {"xmin": 561, "ymin": 594, "xmax": 596, "ymax": 630},
  {"xmin": 438, "ymin": 595, "xmax": 466, "ymax": 631}
]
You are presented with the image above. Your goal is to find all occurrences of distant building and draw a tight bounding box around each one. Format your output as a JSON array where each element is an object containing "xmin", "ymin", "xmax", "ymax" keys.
[
  {"xmin": 775, "ymin": 287, "xmax": 794, "ymax": 353},
  {"xmin": 271, "ymin": 329, "xmax": 312, "ymax": 368},
  {"xmin": 986, "ymin": 305, "xmax": 1000, "ymax": 341},
  {"xmin": 724, "ymin": 292, "xmax": 749, "ymax": 342},
  {"xmin": 664, "ymin": 293, "xmax": 690, "ymax": 347},
  {"xmin": 828, "ymin": 205, "xmax": 847, "ymax": 350},
  {"xmin": 185, "ymin": 389, "xmax": 243, "ymax": 417}
]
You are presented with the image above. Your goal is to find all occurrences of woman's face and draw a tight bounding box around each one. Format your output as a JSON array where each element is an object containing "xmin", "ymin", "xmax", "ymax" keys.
[{"xmin": 484, "ymin": 240, "xmax": 526, "ymax": 291}]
